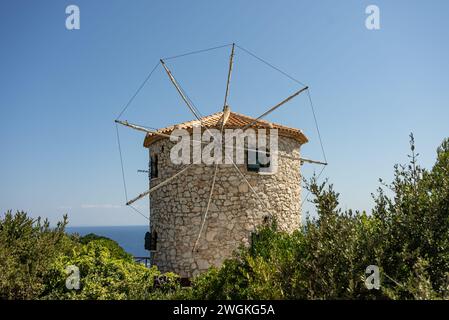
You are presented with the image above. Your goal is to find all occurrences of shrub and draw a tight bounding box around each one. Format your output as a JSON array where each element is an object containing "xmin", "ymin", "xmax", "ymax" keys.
[
  {"xmin": 2, "ymin": 135, "xmax": 448, "ymax": 300},
  {"xmin": 78, "ymin": 233, "xmax": 133, "ymax": 261},
  {"xmin": 41, "ymin": 241, "xmax": 161, "ymax": 300},
  {"xmin": 0, "ymin": 211, "xmax": 69, "ymax": 299},
  {"xmin": 187, "ymin": 135, "xmax": 449, "ymax": 300},
  {"xmin": 0, "ymin": 211, "xmax": 176, "ymax": 300}
]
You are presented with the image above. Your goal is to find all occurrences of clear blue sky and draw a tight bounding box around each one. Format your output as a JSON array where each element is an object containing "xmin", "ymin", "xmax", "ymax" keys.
[{"xmin": 1, "ymin": 0, "xmax": 448, "ymax": 226}]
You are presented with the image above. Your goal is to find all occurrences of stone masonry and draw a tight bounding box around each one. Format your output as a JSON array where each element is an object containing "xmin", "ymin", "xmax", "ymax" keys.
[{"xmin": 148, "ymin": 134, "xmax": 303, "ymax": 278}]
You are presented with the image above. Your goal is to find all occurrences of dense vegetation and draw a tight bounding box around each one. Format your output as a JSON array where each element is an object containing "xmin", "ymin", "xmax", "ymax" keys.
[
  {"xmin": 1, "ymin": 135, "xmax": 448, "ymax": 300},
  {"xmin": 0, "ymin": 213, "xmax": 178, "ymax": 299},
  {"xmin": 185, "ymin": 135, "xmax": 449, "ymax": 300}
]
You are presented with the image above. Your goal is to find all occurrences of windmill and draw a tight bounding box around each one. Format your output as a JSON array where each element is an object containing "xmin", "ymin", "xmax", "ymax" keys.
[{"xmin": 114, "ymin": 43, "xmax": 327, "ymax": 276}]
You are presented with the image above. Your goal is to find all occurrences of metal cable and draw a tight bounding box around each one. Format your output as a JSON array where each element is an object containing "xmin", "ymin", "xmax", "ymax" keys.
[
  {"xmin": 129, "ymin": 204, "xmax": 150, "ymax": 221},
  {"xmin": 162, "ymin": 43, "xmax": 233, "ymax": 61},
  {"xmin": 115, "ymin": 61, "xmax": 160, "ymax": 120},
  {"xmin": 115, "ymin": 123, "xmax": 128, "ymax": 202},
  {"xmin": 306, "ymin": 88, "xmax": 327, "ymax": 163},
  {"xmin": 192, "ymin": 163, "xmax": 219, "ymax": 252},
  {"xmin": 235, "ymin": 44, "xmax": 327, "ymax": 164},
  {"xmin": 235, "ymin": 44, "xmax": 308, "ymax": 87},
  {"xmin": 300, "ymin": 165, "xmax": 326, "ymax": 211}
]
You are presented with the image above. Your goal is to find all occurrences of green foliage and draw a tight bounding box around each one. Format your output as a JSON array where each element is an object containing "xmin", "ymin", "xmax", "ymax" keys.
[
  {"xmin": 1, "ymin": 135, "xmax": 448, "ymax": 300},
  {"xmin": 78, "ymin": 233, "xmax": 133, "ymax": 261},
  {"xmin": 371, "ymin": 134, "xmax": 449, "ymax": 299},
  {"xmin": 0, "ymin": 212, "xmax": 176, "ymax": 300},
  {"xmin": 42, "ymin": 241, "xmax": 162, "ymax": 300},
  {"xmin": 0, "ymin": 211, "xmax": 69, "ymax": 299},
  {"xmin": 186, "ymin": 135, "xmax": 449, "ymax": 300}
]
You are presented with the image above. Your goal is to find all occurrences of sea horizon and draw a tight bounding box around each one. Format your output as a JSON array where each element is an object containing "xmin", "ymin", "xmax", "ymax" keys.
[{"xmin": 66, "ymin": 225, "xmax": 150, "ymax": 258}]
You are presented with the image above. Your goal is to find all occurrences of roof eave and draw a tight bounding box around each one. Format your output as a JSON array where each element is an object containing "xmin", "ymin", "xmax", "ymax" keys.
[{"xmin": 144, "ymin": 130, "xmax": 308, "ymax": 148}]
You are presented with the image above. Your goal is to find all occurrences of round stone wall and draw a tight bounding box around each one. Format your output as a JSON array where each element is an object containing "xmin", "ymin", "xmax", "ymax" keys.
[{"xmin": 148, "ymin": 136, "xmax": 302, "ymax": 277}]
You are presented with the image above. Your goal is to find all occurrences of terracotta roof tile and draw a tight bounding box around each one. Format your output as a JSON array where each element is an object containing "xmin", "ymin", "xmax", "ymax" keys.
[{"xmin": 143, "ymin": 111, "xmax": 308, "ymax": 147}]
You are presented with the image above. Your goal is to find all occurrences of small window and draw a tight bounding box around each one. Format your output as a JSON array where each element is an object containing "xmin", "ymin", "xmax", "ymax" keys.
[
  {"xmin": 150, "ymin": 154, "xmax": 158, "ymax": 178},
  {"xmin": 144, "ymin": 230, "xmax": 158, "ymax": 251},
  {"xmin": 150, "ymin": 230, "xmax": 158, "ymax": 251},
  {"xmin": 144, "ymin": 231, "xmax": 151, "ymax": 251},
  {"xmin": 247, "ymin": 147, "xmax": 270, "ymax": 173}
]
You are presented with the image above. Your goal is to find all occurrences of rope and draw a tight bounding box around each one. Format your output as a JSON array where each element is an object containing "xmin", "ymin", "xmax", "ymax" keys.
[
  {"xmin": 235, "ymin": 44, "xmax": 308, "ymax": 87},
  {"xmin": 160, "ymin": 60, "xmax": 204, "ymax": 121},
  {"xmin": 235, "ymin": 44, "xmax": 328, "ymax": 211},
  {"xmin": 115, "ymin": 43, "xmax": 328, "ymax": 229},
  {"xmin": 116, "ymin": 123, "xmax": 151, "ymax": 221},
  {"xmin": 228, "ymin": 156, "xmax": 274, "ymax": 219},
  {"xmin": 176, "ymin": 78, "xmax": 204, "ymax": 119},
  {"xmin": 235, "ymin": 44, "xmax": 326, "ymax": 163},
  {"xmin": 129, "ymin": 204, "xmax": 150, "ymax": 221},
  {"xmin": 241, "ymin": 86, "xmax": 308, "ymax": 131},
  {"xmin": 300, "ymin": 165, "xmax": 326, "ymax": 211},
  {"xmin": 115, "ymin": 61, "xmax": 160, "ymax": 120},
  {"xmin": 192, "ymin": 46, "xmax": 237, "ymax": 252},
  {"xmin": 126, "ymin": 164, "xmax": 194, "ymax": 206},
  {"xmin": 115, "ymin": 44, "xmax": 228, "ymax": 223},
  {"xmin": 115, "ymin": 123, "xmax": 128, "ymax": 202},
  {"xmin": 192, "ymin": 163, "xmax": 219, "ymax": 252},
  {"xmin": 162, "ymin": 43, "xmax": 233, "ymax": 61},
  {"xmin": 223, "ymin": 44, "xmax": 235, "ymax": 107},
  {"xmin": 306, "ymin": 89, "xmax": 327, "ymax": 163}
]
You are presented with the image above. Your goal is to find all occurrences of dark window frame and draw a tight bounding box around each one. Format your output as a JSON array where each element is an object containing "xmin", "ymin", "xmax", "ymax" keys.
[
  {"xmin": 246, "ymin": 147, "xmax": 270, "ymax": 172},
  {"xmin": 145, "ymin": 230, "xmax": 158, "ymax": 251},
  {"xmin": 150, "ymin": 153, "xmax": 158, "ymax": 178}
]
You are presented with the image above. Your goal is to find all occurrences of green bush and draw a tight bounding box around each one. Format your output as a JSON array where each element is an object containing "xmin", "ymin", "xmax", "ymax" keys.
[
  {"xmin": 1, "ymin": 135, "xmax": 448, "ymax": 300},
  {"xmin": 0, "ymin": 212, "xmax": 177, "ymax": 300},
  {"xmin": 0, "ymin": 211, "xmax": 69, "ymax": 299},
  {"xmin": 78, "ymin": 233, "xmax": 133, "ymax": 261},
  {"xmin": 42, "ymin": 241, "xmax": 162, "ymax": 300},
  {"xmin": 186, "ymin": 135, "xmax": 449, "ymax": 300}
]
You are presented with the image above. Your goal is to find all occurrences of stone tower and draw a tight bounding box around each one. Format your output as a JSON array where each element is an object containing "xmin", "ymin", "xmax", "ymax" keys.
[{"xmin": 143, "ymin": 110, "xmax": 308, "ymax": 277}]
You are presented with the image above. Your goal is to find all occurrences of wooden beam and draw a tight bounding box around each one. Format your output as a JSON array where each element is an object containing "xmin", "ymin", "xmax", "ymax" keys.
[
  {"xmin": 115, "ymin": 119, "xmax": 324, "ymax": 165},
  {"xmin": 223, "ymin": 43, "xmax": 235, "ymax": 108},
  {"xmin": 126, "ymin": 164, "xmax": 194, "ymax": 206},
  {"xmin": 114, "ymin": 119, "xmax": 172, "ymax": 139},
  {"xmin": 241, "ymin": 86, "xmax": 308, "ymax": 131},
  {"xmin": 160, "ymin": 59, "xmax": 202, "ymax": 121},
  {"xmin": 281, "ymin": 154, "xmax": 328, "ymax": 165},
  {"xmin": 298, "ymin": 157, "xmax": 327, "ymax": 165}
]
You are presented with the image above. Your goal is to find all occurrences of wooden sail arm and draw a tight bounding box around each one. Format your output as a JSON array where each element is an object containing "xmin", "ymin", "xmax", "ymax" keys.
[
  {"xmin": 192, "ymin": 44, "xmax": 234, "ymax": 251},
  {"xmin": 160, "ymin": 59, "xmax": 201, "ymax": 121},
  {"xmin": 297, "ymin": 157, "xmax": 327, "ymax": 165},
  {"xmin": 126, "ymin": 164, "xmax": 193, "ymax": 206},
  {"xmin": 241, "ymin": 86, "xmax": 308, "ymax": 131},
  {"xmin": 116, "ymin": 119, "xmax": 325, "ymax": 165},
  {"xmin": 114, "ymin": 119, "xmax": 173, "ymax": 139},
  {"xmin": 223, "ymin": 43, "xmax": 235, "ymax": 108}
]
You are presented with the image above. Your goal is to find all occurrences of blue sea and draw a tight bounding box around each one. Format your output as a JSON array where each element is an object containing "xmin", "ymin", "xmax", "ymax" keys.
[{"xmin": 66, "ymin": 225, "xmax": 149, "ymax": 257}]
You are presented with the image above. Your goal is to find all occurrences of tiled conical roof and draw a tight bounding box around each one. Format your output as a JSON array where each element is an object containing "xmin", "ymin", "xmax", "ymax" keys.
[{"xmin": 143, "ymin": 110, "xmax": 308, "ymax": 147}]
